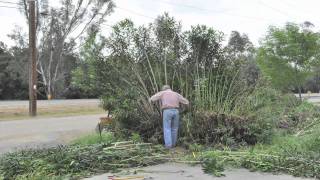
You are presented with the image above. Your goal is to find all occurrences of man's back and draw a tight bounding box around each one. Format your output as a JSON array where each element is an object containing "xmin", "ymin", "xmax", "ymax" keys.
[
  {"xmin": 149, "ymin": 85, "xmax": 189, "ymax": 148},
  {"xmin": 150, "ymin": 89, "xmax": 189, "ymax": 109},
  {"xmin": 161, "ymin": 90, "xmax": 180, "ymax": 109}
]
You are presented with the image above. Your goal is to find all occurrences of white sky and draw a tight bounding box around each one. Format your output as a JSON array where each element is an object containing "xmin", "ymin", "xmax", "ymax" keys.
[{"xmin": 1, "ymin": 0, "xmax": 320, "ymax": 46}]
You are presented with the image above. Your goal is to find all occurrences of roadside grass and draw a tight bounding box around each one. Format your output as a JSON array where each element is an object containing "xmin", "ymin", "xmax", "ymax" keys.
[
  {"xmin": 71, "ymin": 132, "xmax": 117, "ymax": 146},
  {"xmin": 0, "ymin": 106, "xmax": 105, "ymax": 121}
]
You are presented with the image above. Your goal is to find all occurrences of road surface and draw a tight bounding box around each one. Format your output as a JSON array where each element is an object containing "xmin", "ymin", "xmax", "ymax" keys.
[
  {"xmin": 0, "ymin": 114, "xmax": 103, "ymax": 154},
  {"xmin": 305, "ymin": 95, "xmax": 320, "ymax": 104},
  {"xmin": 86, "ymin": 163, "xmax": 312, "ymax": 180},
  {"xmin": 296, "ymin": 93, "xmax": 320, "ymax": 104}
]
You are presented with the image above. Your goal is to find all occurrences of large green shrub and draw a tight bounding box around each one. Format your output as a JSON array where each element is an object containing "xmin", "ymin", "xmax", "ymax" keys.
[{"xmin": 73, "ymin": 15, "xmax": 317, "ymax": 147}]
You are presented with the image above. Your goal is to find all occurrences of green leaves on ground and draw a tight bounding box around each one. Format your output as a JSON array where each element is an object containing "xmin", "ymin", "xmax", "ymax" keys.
[
  {"xmin": 0, "ymin": 142, "xmax": 168, "ymax": 179},
  {"xmin": 200, "ymin": 148, "xmax": 320, "ymax": 179},
  {"xmin": 198, "ymin": 117, "xmax": 320, "ymax": 179}
]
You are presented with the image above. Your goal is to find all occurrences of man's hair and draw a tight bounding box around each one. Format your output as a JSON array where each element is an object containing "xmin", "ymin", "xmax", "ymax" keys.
[{"xmin": 162, "ymin": 85, "xmax": 171, "ymax": 91}]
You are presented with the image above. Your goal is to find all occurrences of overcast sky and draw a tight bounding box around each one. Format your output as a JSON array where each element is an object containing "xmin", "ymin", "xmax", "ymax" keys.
[{"xmin": 1, "ymin": 0, "xmax": 320, "ymax": 46}]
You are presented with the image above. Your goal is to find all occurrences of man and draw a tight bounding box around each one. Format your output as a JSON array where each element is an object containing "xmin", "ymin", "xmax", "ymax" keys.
[{"xmin": 149, "ymin": 85, "xmax": 189, "ymax": 148}]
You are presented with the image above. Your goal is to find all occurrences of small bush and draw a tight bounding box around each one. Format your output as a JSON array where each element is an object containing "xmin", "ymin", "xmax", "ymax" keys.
[{"xmin": 180, "ymin": 111, "xmax": 255, "ymax": 146}]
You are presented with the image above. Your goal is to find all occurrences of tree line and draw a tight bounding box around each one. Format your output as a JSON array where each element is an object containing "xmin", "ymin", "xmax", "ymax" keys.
[{"xmin": 0, "ymin": 1, "xmax": 320, "ymax": 100}]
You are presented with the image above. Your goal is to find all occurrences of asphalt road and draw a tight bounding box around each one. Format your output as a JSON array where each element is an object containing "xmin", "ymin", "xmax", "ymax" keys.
[
  {"xmin": 305, "ymin": 96, "xmax": 320, "ymax": 104},
  {"xmin": 296, "ymin": 93, "xmax": 320, "ymax": 104},
  {"xmin": 0, "ymin": 114, "xmax": 103, "ymax": 154}
]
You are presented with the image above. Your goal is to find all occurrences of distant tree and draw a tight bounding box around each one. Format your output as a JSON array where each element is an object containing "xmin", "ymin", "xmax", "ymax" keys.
[
  {"xmin": 225, "ymin": 31, "xmax": 259, "ymax": 86},
  {"xmin": 0, "ymin": 41, "xmax": 29, "ymax": 99},
  {"xmin": 225, "ymin": 31, "xmax": 254, "ymax": 66},
  {"xmin": 227, "ymin": 31, "xmax": 253, "ymax": 53},
  {"xmin": 7, "ymin": 25, "xmax": 80, "ymax": 99},
  {"xmin": 19, "ymin": 0, "xmax": 114, "ymax": 98},
  {"xmin": 185, "ymin": 25, "xmax": 224, "ymax": 69},
  {"xmin": 0, "ymin": 42, "xmax": 11, "ymax": 99},
  {"xmin": 71, "ymin": 30, "xmax": 104, "ymax": 98},
  {"xmin": 305, "ymin": 66, "xmax": 320, "ymax": 92},
  {"xmin": 258, "ymin": 22, "xmax": 320, "ymax": 100}
]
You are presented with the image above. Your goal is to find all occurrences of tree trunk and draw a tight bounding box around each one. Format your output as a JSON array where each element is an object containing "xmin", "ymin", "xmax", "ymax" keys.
[
  {"xmin": 47, "ymin": 85, "xmax": 52, "ymax": 100},
  {"xmin": 294, "ymin": 63, "xmax": 302, "ymax": 101},
  {"xmin": 298, "ymin": 86, "xmax": 302, "ymax": 101}
]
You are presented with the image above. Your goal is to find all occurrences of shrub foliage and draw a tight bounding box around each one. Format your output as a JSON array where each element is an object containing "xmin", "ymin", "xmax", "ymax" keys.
[{"xmin": 73, "ymin": 14, "xmax": 313, "ymax": 147}]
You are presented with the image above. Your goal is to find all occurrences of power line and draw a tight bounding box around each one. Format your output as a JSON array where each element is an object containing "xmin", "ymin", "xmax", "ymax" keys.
[
  {"xmin": 256, "ymin": 0, "xmax": 320, "ymax": 25},
  {"xmin": 116, "ymin": 3, "xmax": 275, "ymax": 23},
  {"xmin": 0, "ymin": 0, "xmax": 22, "ymax": 5},
  {"xmin": 279, "ymin": 0, "xmax": 319, "ymax": 21},
  {"xmin": 156, "ymin": 0, "xmax": 229, "ymax": 14},
  {"xmin": 101, "ymin": 23, "xmax": 113, "ymax": 29},
  {"xmin": 159, "ymin": 0, "xmax": 275, "ymax": 22},
  {"xmin": 0, "ymin": 5, "xmax": 20, "ymax": 9},
  {"xmin": 70, "ymin": 23, "xmax": 113, "ymax": 51},
  {"xmin": 281, "ymin": 0, "xmax": 299, "ymax": 9},
  {"xmin": 115, "ymin": 6, "xmax": 156, "ymax": 20},
  {"xmin": 257, "ymin": 0, "xmax": 291, "ymax": 18}
]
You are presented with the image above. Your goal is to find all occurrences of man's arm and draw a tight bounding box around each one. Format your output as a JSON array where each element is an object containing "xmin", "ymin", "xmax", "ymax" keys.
[
  {"xmin": 177, "ymin": 93, "xmax": 189, "ymax": 105},
  {"xmin": 149, "ymin": 91, "xmax": 163, "ymax": 102}
]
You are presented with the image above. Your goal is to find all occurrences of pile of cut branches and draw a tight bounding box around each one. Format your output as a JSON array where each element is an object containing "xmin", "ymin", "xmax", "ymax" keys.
[
  {"xmin": 0, "ymin": 141, "xmax": 169, "ymax": 179},
  {"xmin": 198, "ymin": 149, "xmax": 320, "ymax": 179}
]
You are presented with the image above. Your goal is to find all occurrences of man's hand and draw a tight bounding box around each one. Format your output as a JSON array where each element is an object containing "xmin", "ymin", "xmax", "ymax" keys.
[
  {"xmin": 180, "ymin": 103, "xmax": 190, "ymax": 114},
  {"xmin": 186, "ymin": 103, "xmax": 190, "ymax": 109}
]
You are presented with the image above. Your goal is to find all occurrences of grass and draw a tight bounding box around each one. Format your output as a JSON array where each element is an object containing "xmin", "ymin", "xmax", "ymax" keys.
[
  {"xmin": 0, "ymin": 104, "xmax": 105, "ymax": 121},
  {"xmin": 71, "ymin": 132, "xmax": 117, "ymax": 146}
]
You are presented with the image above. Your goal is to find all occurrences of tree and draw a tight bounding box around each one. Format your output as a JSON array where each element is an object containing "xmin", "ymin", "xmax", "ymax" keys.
[
  {"xmin": 185, "ymin": 25, "xmax": 224, "ymax": 69},
  {"xmin": 0, "ymin": 41, "xmax": 29, "ymax": 100},
  {"xmin": 0, "ymin": 42, "xmax": 12, "ymax": 99},
  {"xmin": 19, "ymin": 0, "xmax": 114, "ymax": 98},
  {"xmin": 225, "ymin": 31, "xmax": 259, "ymax": 86},
  {"xmin": 225, "ymin": 31, "xmax": 254, "ymax": 67},
  {"xmin": 258, "ymin": 22, "xmax": 320, "ymax": 100}
]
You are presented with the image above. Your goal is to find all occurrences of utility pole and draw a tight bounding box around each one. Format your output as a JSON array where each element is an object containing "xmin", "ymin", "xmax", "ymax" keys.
[{"xmin": 28, "ymin": 0, "xmax": 37, "ymax": 116}]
